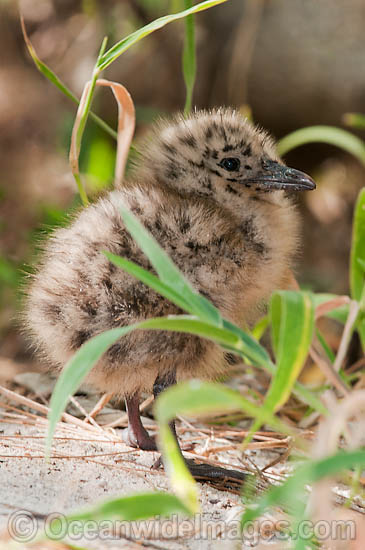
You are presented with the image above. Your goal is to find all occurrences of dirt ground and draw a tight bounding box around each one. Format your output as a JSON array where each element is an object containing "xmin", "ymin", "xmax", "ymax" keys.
[{"xmin": 0, "ymin": 370, "xmax": 301, "ymax": 550}]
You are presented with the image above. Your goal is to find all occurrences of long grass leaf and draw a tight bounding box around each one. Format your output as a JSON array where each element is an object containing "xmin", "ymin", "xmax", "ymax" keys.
[
  {"xmin": 245, "ymin": 291, "xmax": 315, "ymax": 443},
  {"xmin": 69, "ymin": 39, "xmax": 110, "ymax": 205},
  {"xmin": 349, "ymin": 188, "xmax": 365, "ymax": 351},
  {"xmin": 46, "ymin": 327, "xmax": 136, "ymax": 457},
  {"xmin": 104, "ymin": 252, "xmax": 193, "ymax": 313},
  {"xmin": 120, "ymin": 206, "xmax": 222, "ymax": 325},
  {"xmin": 20, "ymin": 16, "xmax": 117, "ymax": 141},
  {"xmin": 182, "ymin": 0, "xmax": 197, "ymax": 114},
  {"xmin": 278, "ymin": 126, "xmax": 365, "ymax": 167},
  {"xmin": 268, "ymin": 291, "xmax": 315, "ymax": 411},
  {"xmin": 158, "ymin": 422, "xmax": 198, "ymax": 512},
  {"xmin": 97, "ymin": 0, "xmax": 229, "ymax": 72},
  {"xmin": 154, "ymin": 380, "xmax": 292, "ymax": 509},
  {"xmin": 154, "ymin": 380, "xmax": 290, "ymax": 431},
  {"xmin": 350, "ymin": 188, "xmax": 365, "ymax": 301},
  {"xmin": 67, "ymin": 492, "xmax": 191, "ymax": 522}
]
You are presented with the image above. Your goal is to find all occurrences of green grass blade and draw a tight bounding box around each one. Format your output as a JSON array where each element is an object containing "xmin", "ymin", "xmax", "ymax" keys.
[
  {"xmin": 67, "ymin": 492, "xmax": 191, "ymax": 522},
  {"xmin": 74, "ymin": 36, "xmax": 107, "ymax": 147},
  {"xmin": 222, "ymin": 319, "xmax": 272, "ymax": 368},
  {"xmin": 97, "ymin": 0, "xmax": 229, "ymax": 72},
  {"xmin": 154, "ymin": 380, "xmax": 292, "ymax": 509},
  {"xmin": 316, "ymin": 328, "xmax": 336, "ymax": 363},
  {"xmin": 120, "ymin": 206, "xmax": 221, "ymax": 325},
  {"xmin": 69, "ymin": 38, "xmax": 109, "ymax": 206},
  {"xmin": 104, "ymin": 251, "xmax": 193, "ymax": 313},
  {"xmin": 357, "ymin": 318, "xmax": 365, "ymax": 351},
  {"xmin": 143, "ymin": 315, "xmax": 245, "ymax": 348},
  {"xmin": 155, "ymin": 380, "xmax": 290, "ymax": 431},
  {"xmin": 292, "ymin": 381, "xmax": 327, "ymax": 415},
  {"xmin": 268, "ymin": 291, "xmax": 315, "ymax": 411},
  {"xmin": 278, "ymin": 126, "xmax": 365, "ymax": 166},
  {"xmin": 46, "ymin": 326, "xmax": 136, "ymax": 457},
  {"xmin": 350, "ymin": 188, "xmax": 365, "ymax": 301},
  {"xmin": 182, "ymin": 0, "xmax": 197, "ymax": 114},
  {"xmin": 21, "ymin": 16, "xmax": 117, "ymax": 141},
  {"xmin": 158, "ymin": 422, "xmax": 198, "ymax": 512},
  {"xmin": 112, "ymin": 209, "xmax": 326, "ymax": 414},
  {"xmin": 245, "ymin": 291, "xmax": 314, "ymax": 441},
  {"xmin": 45, "ymin": 314, "xmax": 264, "ymax": 456},
  {"xmin": 250, "ymin": 315, "xmax": 269, "ymax": 341}
]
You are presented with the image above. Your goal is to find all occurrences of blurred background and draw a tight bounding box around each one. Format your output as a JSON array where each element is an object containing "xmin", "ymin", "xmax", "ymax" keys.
[{"xmin": 1, "ymin": 0, "xmax": 365, "ymax": 371}]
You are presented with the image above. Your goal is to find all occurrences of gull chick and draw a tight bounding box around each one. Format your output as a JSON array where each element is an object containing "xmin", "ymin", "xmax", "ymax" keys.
[{"xmin": 26, "ymin": 109, "xmax": 315, "ymax": 471}]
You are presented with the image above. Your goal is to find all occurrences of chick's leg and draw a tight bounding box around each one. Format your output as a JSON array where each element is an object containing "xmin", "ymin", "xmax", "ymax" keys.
[
  {"xmin": 153, "ymin": 370, "xmax": 247, "ymax": 485},
  {"xmin": 122, "ymin": 393, "xmax": 157, "ymax": 451}
]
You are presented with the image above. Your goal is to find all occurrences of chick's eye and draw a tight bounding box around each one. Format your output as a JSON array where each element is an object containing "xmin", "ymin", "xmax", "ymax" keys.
[{"xmin": 220, "ymin": 157, "xmax": 240, "ymax": 172}]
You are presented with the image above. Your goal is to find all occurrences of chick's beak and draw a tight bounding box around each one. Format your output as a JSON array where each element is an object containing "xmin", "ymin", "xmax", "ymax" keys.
[{"xmin": 248, "ymin": 160, "xmax": 316, "ymax": 191}]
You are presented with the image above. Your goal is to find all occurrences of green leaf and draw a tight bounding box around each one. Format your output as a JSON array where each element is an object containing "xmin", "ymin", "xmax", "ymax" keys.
[
  {"xmin": 241, "ymin": 450, "xmax": 365, "ymax": 543},
  {"xmin": 221, "ymin": 321, "xmax": 326, "ymax": 415},
  {"xmin": 316, "ymin": 328, "xmax": 336, "ymax": 363},
  {"xmin": 46, "ymin": 312, "xmax": 325, "ymax": 459},
  {"xmin": 46, "ymin": 326, "xmax": 136, "ymax": 457},
  {"xmin": 245, "ymin": 291, "xmax": 315, "ymax": 442},
  {"xmin": 45, "ymin": 314, "xmax": 268, "ymax": 456},
  {"xmin": 350, "ymin": 188, "xmax": 365, "ymax": 301},
  {"xmin": 97, "ymin": 0, "xmax": 229, "ymax": 72},
  {"xmin": 222, "ymin": 319, "xmax": 272, "ymax": 367},
  {"xmin": 277, "ymin": 126, "xmax": 365, "ymax": 167},
  {"xmin": 105, "ymin": 234, "xmax": 326, "ymax": 415},
  {"xmin": 182, "ymin": 0, "xmax": 197, "ymax": 114},
  {"xmin": 158, "ymin": 422, "xmax": 198, "ymax": 512},
  {"xmin": 154, "ymin": 380, "xmax": 290, "ymax": 430},
  {"xmin": 68, "ymin": 492, "xmax": 191, "ymax": 522},
  {"xmin": 357, "ymin": 317, "xmax": 365, "ymax": 351},
  {"xmin": 268, "ymin": 291, "xmax": 315, "ymax": 411},
  {"xmin": 154, "ymin": 380, "xmax": 292, "ymax": 510},
  {"xmin": 69, "ymin": 37, "xmax": 109, "ymax": 207},
  {"xmin": 250, "ymin": 315, "xmax": 269, "ymax": 341},
  {"xmin": 20, "ymin": 17, "xmax": 117, "ymax": 141},
  {"xmin": 120, "ymin": 206, "xmax": 222, "ymax": 325},
  {"xmin": 104, "ymin": 252, "xmax": 193, "ymax": 314}
]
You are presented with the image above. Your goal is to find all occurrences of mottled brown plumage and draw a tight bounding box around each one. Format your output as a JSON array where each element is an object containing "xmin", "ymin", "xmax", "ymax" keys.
[{"xmin": 25, "ymin": 108, "xmax": 315, "ymax": 469}]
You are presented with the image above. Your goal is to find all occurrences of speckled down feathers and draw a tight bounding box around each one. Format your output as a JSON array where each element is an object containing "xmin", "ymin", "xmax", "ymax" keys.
[{"xmin": 25, "ymin": 108, "xmax": 299, "ymax": 397}]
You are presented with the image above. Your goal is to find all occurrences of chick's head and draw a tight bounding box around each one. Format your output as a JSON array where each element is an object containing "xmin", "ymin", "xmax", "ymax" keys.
[{"xmin": 137, "ymin": 108, "xmax": 315, "ymax": 207}]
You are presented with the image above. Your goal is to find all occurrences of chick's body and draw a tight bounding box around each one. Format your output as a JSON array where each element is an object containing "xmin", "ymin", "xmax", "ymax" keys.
[{"xmin": 26, "ymin": 109, "xmax": 313, "ymax": 401}]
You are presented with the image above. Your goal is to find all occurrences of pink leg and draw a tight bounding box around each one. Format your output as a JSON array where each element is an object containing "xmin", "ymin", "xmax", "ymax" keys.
[{"xmin": 122, "ymin": 393, "xmax": 157, "ymax": 451}]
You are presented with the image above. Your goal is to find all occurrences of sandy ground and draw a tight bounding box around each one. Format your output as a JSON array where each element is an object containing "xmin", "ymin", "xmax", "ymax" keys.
[
  {"xmin": 0, "ymin": 373, "xmax": 284, "ymax": 550},
  {"xmin": 0, "ymin": 419, "xmax": 275, "ymax": 550},
  {"xmin": 1, "ymin": 373, "xmax": 364, "ymax": 550}
]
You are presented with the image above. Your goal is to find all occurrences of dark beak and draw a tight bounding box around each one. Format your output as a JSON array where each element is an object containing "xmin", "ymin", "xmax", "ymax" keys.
[{"xmin": 246, "ymin": 160, "xmax": 316, "ymax": 191}]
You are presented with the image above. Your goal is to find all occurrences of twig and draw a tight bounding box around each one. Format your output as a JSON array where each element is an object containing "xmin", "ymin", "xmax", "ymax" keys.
[
  {"xmin": 87, "ymin": 392, "xmax": 113, "ymax": 420},
  {"xmin": 333, "ymin": 300, "xmax": 360, "ymax": 372},
  {"xmin": 0, "ymin": 385, "xmax": 115, "ymax": 437},
  {"xmin": 69, "ymin": 395, "xmax": 104, "ymax": 432}
]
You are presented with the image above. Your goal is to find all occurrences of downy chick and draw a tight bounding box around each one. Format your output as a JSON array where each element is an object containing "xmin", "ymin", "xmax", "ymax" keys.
[{"xmin": 26, "ymin": 108, "xmax": 315, "ymax": 468}]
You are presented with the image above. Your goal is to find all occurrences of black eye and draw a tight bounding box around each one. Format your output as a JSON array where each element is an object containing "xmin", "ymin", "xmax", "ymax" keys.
[{"xmin": 220, "ymin": 157, "xmax": 240, "ymax": 172}]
